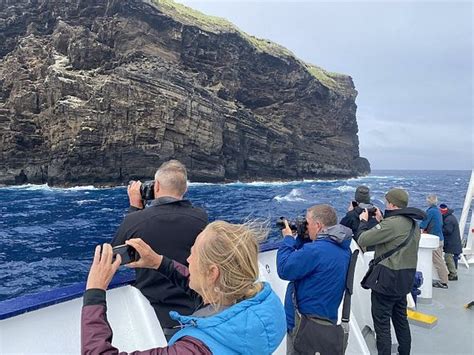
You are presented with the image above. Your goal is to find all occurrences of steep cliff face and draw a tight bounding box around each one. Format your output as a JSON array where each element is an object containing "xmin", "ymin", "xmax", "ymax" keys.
[{"xmin": 0, "ymin": 0, "xmax": 370, "ymax": 185}]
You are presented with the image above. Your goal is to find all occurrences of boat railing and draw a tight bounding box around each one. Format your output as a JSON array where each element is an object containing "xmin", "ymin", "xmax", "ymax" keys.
[{"xmin": 0, "ymin": 273, "xmax": 135, "ymax": 321}]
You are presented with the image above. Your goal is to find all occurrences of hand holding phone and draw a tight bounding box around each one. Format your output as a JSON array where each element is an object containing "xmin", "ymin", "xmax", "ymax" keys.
[
  {"xmin": 86, "ymin": 244, "xmax": 121, "ymax": 291},
  {"xmin": 125, "ymin": 238, "xmax": 163, "ymax": 269},
  {"xmin": 112, "ymin": 244, "xmax": 140, "ymax": 265}
]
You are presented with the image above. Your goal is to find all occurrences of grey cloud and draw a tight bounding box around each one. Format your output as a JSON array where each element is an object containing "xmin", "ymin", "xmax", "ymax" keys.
[{"xmin": 178, "ymin": 0, "xmax": 472, "ymax": 169}]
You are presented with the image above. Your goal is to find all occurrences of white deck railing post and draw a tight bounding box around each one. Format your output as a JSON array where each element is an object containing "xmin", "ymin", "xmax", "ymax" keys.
[{"xmin": 459, "ymin": 170, "xmax": 474, "ymax": 267}]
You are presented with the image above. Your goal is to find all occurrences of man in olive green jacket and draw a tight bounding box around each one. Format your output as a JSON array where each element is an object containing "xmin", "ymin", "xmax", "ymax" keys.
[{"xmin": 356, "ymin": 188, "xmax": 425, "ymax": 355}]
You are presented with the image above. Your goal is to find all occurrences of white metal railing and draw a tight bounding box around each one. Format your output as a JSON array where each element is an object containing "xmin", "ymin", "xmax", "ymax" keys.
[{"xmin": 459, "ymin": 170, "xmax": 474, "ymax": 267}]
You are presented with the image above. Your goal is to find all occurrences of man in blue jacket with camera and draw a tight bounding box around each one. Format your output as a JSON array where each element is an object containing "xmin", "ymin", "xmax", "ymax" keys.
[{"xmin": 277, "ymin": 204, "xmax": 352, "ymax": 354}]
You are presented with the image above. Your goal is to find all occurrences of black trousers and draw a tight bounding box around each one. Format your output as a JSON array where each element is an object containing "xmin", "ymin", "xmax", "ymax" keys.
[{"xmin": 371, "ymin": 291, "xmax": 411, "ymax": 355}]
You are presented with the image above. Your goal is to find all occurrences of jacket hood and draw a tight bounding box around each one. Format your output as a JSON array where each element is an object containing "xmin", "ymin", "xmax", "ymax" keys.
[
  {"xmin": 384, "ymin": 207, "xmax": 426, "ymax": 221},
  {"xmin": 443, "ymin": 208, "xmax": 455, "ymax": 217},
  {"xmin": 170, "ymin": 282, "xmax": 286, "ymax": 354},
  {"xmin": 318, "ymin": 224, "xmax": 352, "ymax": 247}
]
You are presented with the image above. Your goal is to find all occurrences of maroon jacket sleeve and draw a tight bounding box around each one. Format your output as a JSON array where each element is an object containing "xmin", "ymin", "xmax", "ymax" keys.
[{"xmin": 81, "ymin": 289, "xmax": 211, "ymax": 355}]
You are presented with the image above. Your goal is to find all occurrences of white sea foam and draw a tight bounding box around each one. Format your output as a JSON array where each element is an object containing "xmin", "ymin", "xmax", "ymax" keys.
[
  {"xmin": 5, "ymin": 184, "xmax": 51, "ymax": 191},
  {"xmin": 192, "ymin": 174, "xmax": 408, "ymax": 186},
  {"xmin": 233, "ymin": 178, "xmax": 351, "ymax": 186},
  {"xmin": 273, "ymin": 188, "xmax": 306, "ymax": 202},
  {"xmin": 1, "ymin": 184, "xmax": 100, "ymax": 191},
  {"xmin": 190, "ymin": 179, "xmax": 325, "ymax": 187},
  {"xmin": 215, "ymin": 180, "xmax": 325, "ymax": 187},
  {"xmin": 75, "ymin": 199, "xmax": 99, "ymax": 205},
  {"xmin": 239, "ymin": 181, "xmax": 295, "ymax": 187},
  {"xmin": 334, "ymin": 185, "xmax": 356, "ymax": 192},
  {"xmin": 12, "ymin": 226, "xmax": 50, "ymax": 235},
  {"xmin": 0, "ymin": 174, "xmax": 406, "ymax": 191},
  {"xmin": 188, "ymin": 182, "xmax": 216, "ymax": 187},
  {"xmin": 64, "ymin": 186, "xmax": 98, "ymax": 191},
  {"xmin": 348, "ymin": 175, "xmax": 406, "ymax": 181},
  {"xmin": 100, "ymin": 208, "xmax": 114, "ymax": 212},
  {"xmin": 2, "ymin": 212, "xmax": 30, "ymax": 218},
  {"xmin": 303, "ymin": 178, "xmax": 343, "ymax": 183}
]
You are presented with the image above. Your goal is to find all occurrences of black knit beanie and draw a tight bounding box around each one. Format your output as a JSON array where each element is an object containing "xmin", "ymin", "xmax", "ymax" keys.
[{"xmin": 355, "ymin": 185, "xmax": 371, "ymax": 204}]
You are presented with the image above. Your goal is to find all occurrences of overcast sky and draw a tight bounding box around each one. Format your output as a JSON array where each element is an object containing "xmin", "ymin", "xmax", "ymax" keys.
[{"xmin": 177, "ymin": 0, "xmax": 472, "ymax": 170}]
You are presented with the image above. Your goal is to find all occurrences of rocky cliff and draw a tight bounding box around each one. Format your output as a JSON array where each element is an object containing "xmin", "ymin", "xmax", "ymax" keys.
[{"xmin": 0, "ymin": 0, "xmax": 370, "ymax": 185}]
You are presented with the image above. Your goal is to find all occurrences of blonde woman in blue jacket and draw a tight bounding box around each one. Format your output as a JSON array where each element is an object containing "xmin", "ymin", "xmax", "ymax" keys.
[{"xmin": 82, "ymin": 221, "xmax": 286, "ymax": 354}]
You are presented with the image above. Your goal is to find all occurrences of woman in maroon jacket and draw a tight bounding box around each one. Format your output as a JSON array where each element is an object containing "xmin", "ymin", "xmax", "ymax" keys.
[{"xmin": 81, "ymin": 221, "xmax": 286, "ymax": 354}]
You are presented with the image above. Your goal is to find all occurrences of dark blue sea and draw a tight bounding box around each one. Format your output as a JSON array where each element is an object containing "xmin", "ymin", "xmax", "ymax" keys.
[{"xmin": 0, "ymin": 170, "xmax": 470, "ymax": 302}]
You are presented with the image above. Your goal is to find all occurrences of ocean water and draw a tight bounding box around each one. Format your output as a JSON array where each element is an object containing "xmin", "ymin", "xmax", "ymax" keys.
[{"xmin": 0, "ymin": 170, "xmax": 470, "ymax": 302}]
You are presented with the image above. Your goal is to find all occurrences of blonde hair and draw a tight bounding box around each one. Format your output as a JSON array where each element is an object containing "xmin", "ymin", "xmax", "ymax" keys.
[
  {"xmin": 196, "ymin": 220, "xmax": 267, "ymax": 308},
  {"xmin": 427, "ymin": 194, "xmax": 438, "ymax": 206},
  {"xmin": 154, "ymin": 160, "xmax": 187, "ymax": 196}
]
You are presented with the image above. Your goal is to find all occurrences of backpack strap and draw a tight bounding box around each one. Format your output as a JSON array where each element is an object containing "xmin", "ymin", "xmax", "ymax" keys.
[
  {"xmin": 371, "ymin": 220, "xmax": 416, "ymax": 266},
  {"xmin": 341, "ymin": 250, "xmax": 359, "ymax": 323}
]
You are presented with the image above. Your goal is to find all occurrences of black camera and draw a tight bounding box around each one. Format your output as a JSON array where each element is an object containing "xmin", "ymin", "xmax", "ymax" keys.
[
  {"xmin": 276, "ymin": 216, "xmax": 308, "ymax": 238},
  {"xmin": 129, "ymin": 180, "xmax": 155, "ymax": 201},
  {"xmin": 366, "ymin": 207, "xmax": 377, "ymax": 217},
  {"xmin": 353, "ymin": 201, "xmax": 377, "ymax": 218},
  {"xmin": 112, "ymin": 244, "xmax": 140, "ymax": 265}
]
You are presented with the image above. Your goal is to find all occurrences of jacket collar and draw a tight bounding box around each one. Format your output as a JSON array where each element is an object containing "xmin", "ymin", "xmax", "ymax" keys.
[
  {"xmin": 151, "ymin": 196, "xmax": 191, "ymax": 207},
  {"xmin": 384, "ymin": 207, "xmax": 426, "ymax": 220},
  {"xmin": 170, "ymin": 282, "xmax": 272, "ymax": 328}
]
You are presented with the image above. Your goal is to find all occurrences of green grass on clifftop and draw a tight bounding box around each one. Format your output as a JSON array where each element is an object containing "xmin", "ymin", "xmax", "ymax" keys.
[
  {"xmin": 306, "ymin": 64, "xmax": 346, "ymax": 90},
  {"xmin": 151, "ymin": 0, "xmax": 237, "ymax": 33},
  {"xmin": 150, "ymin": 0, "xmax": 293, "ymax": 57},
  {"xmin": 149, "ymin": 0, "xmax": 347, "ymax": 90}
]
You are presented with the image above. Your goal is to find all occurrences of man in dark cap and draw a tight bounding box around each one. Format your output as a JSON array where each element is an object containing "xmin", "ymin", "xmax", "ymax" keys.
[
  {"xmin": 341, "ymin": 185, "xmax": 378, "ymax": 240},
  {"xmin": 356, "ymin": 188, "xmax": 426, "ymax": 355},
  {"xmin": 439, "ymin": 203, "xmax": 463, "ymax": 281}
]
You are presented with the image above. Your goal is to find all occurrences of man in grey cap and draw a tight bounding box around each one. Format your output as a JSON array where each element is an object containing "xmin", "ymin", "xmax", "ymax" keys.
[{"xmin": 356, "ymin": 188, "xmax": 426, "ymax": 355}]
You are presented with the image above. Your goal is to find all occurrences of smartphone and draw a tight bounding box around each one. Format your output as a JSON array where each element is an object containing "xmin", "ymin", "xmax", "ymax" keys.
[{"xmin": 112, "ymin": 244, "xmax": 139, "ymax": 265}]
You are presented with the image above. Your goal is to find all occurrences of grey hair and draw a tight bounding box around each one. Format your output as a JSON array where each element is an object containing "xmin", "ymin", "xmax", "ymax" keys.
[
  {"xmin": 154, "ymin": 160, "xmax": 187, "ymax": 196},
  {"xmin": 427, "ymin": 194, "xmax": 438, "ymax": 206},
  {"xmin": 307, "ymin": 204, "xmax": 338, "ymax": 227}
]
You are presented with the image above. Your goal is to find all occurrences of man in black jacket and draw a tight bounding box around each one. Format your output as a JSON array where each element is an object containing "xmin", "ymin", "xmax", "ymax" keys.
[
  {"xmin": 112, "ymin": 160, "xmax": 208, "ymax": 340},
  {"xmin": 440, "ymin": 203, "xmax": 463, "ymax": 281},
  {"xmin": 341, "ymin": 185, "xmax": 378, "ymax": 241}
]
